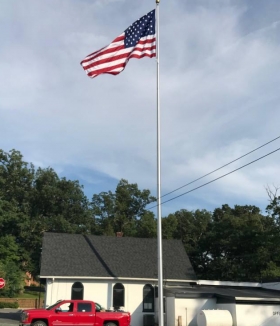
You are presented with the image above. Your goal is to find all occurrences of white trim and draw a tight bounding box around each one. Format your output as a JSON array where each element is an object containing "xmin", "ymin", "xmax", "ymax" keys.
[
  {"xmin": 42, "ymin": 276, "xmax": 196, "ymax": 282},
  {"xmin": 235, "ymin": 297, "xmax": 280, "ymax": 301},
  {"xmin": 165, "ymin": 279, "xmax": 196, "ymax": 283},
  {"xmin": 197, "ymin": 280, "xmax": 262, "ymax": 287}
]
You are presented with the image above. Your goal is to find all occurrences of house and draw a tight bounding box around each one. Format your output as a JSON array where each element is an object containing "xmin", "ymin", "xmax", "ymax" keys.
[
  {"xmin": 165, "ymin": 280, "xmax": 280, "ymax": 326},
  {"xmin": 40, "ymin": 232, "xmax": 197, "ymax": 326},
  {"xmin": 40, "ymin": 232, "xmax": 280, "ymax": 326}
]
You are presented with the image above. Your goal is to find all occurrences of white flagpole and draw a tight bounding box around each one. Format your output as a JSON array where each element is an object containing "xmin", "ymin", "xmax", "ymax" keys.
[{"xmin": 155, "ymin": 1, "xmax": 164, "ymax": 326}]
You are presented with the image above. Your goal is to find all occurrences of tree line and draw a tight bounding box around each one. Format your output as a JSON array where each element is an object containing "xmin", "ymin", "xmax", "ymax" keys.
[{"xmin": 0, "ymin": 149, "xmax": 280, "ymax": 296}]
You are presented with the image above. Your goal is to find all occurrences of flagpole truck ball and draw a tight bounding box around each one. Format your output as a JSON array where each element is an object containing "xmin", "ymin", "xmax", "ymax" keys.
[{"xmin": 0, "ymin": 278, "xmax": 5, "ymax": 289}]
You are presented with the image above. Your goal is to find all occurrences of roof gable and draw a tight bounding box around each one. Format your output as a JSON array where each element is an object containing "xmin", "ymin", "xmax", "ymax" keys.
[{"xmin": 40, "ymin": 232, "xmax": 197, "ymax": 280}]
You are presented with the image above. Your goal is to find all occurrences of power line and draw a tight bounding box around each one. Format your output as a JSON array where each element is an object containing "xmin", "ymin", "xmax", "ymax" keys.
[
  {"xmin": 161, "ymin": 135, "xmax": 280, "ymax": 199},
  {"xmin": 148, "ymin": 147, "xmax": 280, "ymax": 210}
]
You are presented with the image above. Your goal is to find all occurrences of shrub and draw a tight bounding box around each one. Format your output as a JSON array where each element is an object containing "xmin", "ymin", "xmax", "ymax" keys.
[{"xmin": 0, "ymin": 301, "xmax": 19, "ymax": 308}]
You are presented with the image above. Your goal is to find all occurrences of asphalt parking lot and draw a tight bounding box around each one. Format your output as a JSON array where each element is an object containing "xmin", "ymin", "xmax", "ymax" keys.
[{"xmin": 0, "ymin": 309, "xmax": 21, "ymax": 326}]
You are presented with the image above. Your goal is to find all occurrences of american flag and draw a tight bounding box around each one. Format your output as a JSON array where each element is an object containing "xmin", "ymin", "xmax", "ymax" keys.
[{"xmin": 81, "ymin": 10, "xmax": 156, "ymax": 78}]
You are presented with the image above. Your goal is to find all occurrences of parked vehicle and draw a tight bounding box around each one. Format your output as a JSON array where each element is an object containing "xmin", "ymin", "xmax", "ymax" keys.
[{"xmin": 20, "ymin": 300, "xmax": 131, "ymax": 326}]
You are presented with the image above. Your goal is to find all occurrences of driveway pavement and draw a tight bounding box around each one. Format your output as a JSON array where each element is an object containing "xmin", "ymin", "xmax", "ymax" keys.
[{"xmin": 0, "ymin": 309, "xmax": 21, "ymax": 326}]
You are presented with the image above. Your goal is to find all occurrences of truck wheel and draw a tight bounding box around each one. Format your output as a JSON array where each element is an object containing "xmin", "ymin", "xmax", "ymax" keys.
[
  {"xmin": 32, "ymin": 321, "xmax": 47, "ymax": 326},
  {"xmin": 105, "ymin": 323, "xmax": 117, "ymax": 326}
]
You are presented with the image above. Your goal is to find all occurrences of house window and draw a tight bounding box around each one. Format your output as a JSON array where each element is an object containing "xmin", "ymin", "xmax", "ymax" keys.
[
  {"xmin": 113, "ymin": 283, "xmax": 125, "ymax": 309},
  {"xmin": 143, "ymin": 284, "xmax": 154, "ymax": 312},
  {"xmin": 71, "ymin": 282, "xmax": 84, "ymax": 300}
]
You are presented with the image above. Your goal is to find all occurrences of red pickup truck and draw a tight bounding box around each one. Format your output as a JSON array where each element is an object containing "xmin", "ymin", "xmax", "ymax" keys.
[{"xmin": 20, "ymin": 300, "xmax": 131, "ymax": 326}]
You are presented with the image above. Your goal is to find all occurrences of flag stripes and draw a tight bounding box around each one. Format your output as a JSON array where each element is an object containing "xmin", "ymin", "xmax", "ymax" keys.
[{"xmin": 81, "ymin": 10, "xmax": 156, "ymax": 78}]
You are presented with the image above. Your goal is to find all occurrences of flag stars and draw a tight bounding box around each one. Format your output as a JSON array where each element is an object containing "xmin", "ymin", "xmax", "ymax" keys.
[{"xmin": 124, "ymin": 9, "xmax": 155, "ymax": 48}]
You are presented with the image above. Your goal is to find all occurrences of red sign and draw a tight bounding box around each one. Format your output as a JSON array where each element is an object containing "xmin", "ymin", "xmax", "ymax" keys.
[{"xmin": 0, "ymin": 278, "xmax": 5, "ymax": 289}]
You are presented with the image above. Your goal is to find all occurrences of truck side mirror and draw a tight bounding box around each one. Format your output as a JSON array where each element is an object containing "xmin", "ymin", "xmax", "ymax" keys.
[{"xmin": 55, "ymin": 308, "xmax": 62, "ymax": 313}]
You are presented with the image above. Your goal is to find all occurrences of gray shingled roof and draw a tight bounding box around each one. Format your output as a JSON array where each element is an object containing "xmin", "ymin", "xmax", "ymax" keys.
[{"xmin": 40, "ymin": 232, "xmax": 197, "ymax": 280}]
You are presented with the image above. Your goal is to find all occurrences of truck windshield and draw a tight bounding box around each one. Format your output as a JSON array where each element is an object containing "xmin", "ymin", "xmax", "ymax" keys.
[
  {"xmin": 95, "ymin": 303, "xmax": 105, "ymax": 311},
  {"xmin": 46, "ymin": 301, "xmax": 62, "ymax": 310}
]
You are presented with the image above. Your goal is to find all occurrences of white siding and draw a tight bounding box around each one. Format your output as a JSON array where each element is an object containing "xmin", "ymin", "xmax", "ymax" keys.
[
  {"xmin": 173, "ymin": 298, "xmax": 216, "ymax": 326},
  {"xmin": 236, "ymin": 304, "xmax": 280, "ymax": 326},
  {"xmin": 45, "ymin": 278, "xmax": 156, "ymax": 326},
  {"xmin": 216, "ymin": 303, "xmax": 236, "ymax": 326},
  {"xmin": 166, "ymin": 297, "xmax": 175, "ymax": 326},
  {"xmin": 44, "ymin": 279, "xmax": 280, "ymax": 326}
]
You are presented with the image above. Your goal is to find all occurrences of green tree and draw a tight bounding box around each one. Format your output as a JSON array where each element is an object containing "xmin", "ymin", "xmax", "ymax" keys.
[
  {"xmin": 266, "ymin": 186, "xmax": 280, "ymax": 225},
  {"xmin": 264, "ymin": 186, "xmax": 280, "ymax": 280},
  {"xmin": 136, "ymin": 211, "xmax": 157, "ymax": 238},
  {"xmin": 0, "ymin": 149, "xmax": 34, "ymax": 214},
  {"xmin": 0, "ymin": 235, "xmax": 19, "ymax": 266},
  {"xmin": 92, "ymin": 191, "xmax": 116, "ymax": 235},
  {"xmin": 92, "ymin": 179, "xmax": 156, "ymax": 236},
  {"xmin": 0, "ymin": 262, "xmax": 24, "ymax": 297},
  {"xmin": 0, "ymin": 198, "xmax": 31, "ymax": 272},
  {"xmin": 204, "ymin": 204, "xmax": 278, "ymax": 281},
  {"xmin": 170, "ymin": 209, "xmax": 212, "ymax": 277},
  {"xmin": 162, "ymin": 214, "xmax": 178, "ymax": 239},
  {"xmin": 27, "ymin": 167, "xmax": 95, "ymax": 275},
  {"xmin": 0, "ymin": 149, "xmax": 97, "ymax": 276},
  {"xmin": 0, "ymin": 150, "xmax": 37, "ymax": 273},
  {"xmin": 31, "ymin": 167, "xmax": 93, "ymax": 232}
]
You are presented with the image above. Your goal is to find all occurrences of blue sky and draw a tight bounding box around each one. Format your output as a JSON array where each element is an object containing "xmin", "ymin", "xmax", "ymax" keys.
[{"xmin": 1, "ymin": 0, "xmax": 280, "ymax": 217}]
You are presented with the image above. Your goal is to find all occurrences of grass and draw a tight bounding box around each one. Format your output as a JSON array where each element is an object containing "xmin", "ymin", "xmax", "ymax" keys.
[{"xmin": 17, "ymin": 291, "xmax": 40, "ymax": 299}]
